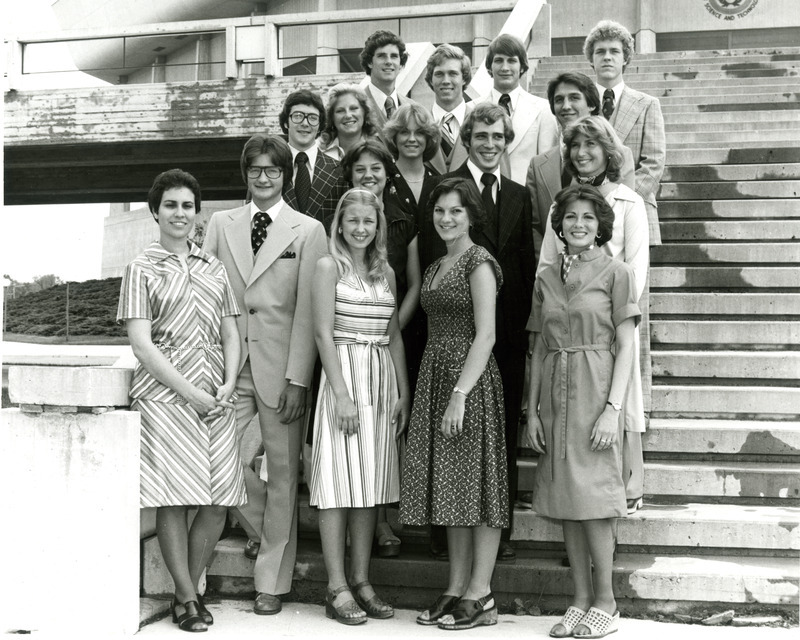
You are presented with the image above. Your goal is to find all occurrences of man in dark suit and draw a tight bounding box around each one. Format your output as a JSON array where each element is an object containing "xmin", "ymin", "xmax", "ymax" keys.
[
  {"xmin": 280, "ymin": 90, "xmax": 342, "ymax": 223},
  {"xmin": 418, "ymin": 103, "xmax": 536, "ymax": 562}
]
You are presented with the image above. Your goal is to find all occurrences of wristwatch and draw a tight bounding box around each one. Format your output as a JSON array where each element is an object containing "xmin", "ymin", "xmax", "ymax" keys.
[
  {"xmin": 453, "ymin": 386, "xmax": 468, "ymax": 396},
  {"xmin": 607, "ymin": 400, "xmax": 622, "ymax": 411}
]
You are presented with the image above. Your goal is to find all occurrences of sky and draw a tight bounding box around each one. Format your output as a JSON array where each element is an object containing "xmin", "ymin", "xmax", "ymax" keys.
[{"xmin": 3, "ymin": 0, "xmax": 111, "ymax": 284}]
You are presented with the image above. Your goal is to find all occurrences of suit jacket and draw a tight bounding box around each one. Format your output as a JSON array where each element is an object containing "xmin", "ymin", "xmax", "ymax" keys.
[
  {"xmin": 609, "ymin": 85, "xmax": 665, "ymax": 244},
  {"xmin": 429, "ymin": 101, "xmax": 475, "ymax": 175},
  {"xmin": 283, "ymin": 150, "xmax": 342, "ymax": 223},
  {"xmin": 526, "ymin": 144, "xmax": 636, "ymax": 256},
  {"xmin": 477, "ymin": 89, "xmax": 559, "ymax": 186},
  {"xmin": 417, "ymin": 163, "xmax": 535, "ymax": 353},
  {"xmin": 203, "ymin": 202, "xmax": 328, "ymax": 407}
]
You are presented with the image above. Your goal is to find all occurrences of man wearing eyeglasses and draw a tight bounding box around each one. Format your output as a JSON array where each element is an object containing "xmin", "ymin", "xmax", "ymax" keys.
[
  {"xmin": 203, "ymin": 134, "xmax": 327, "ymax": 616},
  {"xmin": 280, "ymin": 90, "xmax": 342, "ymax": 222}
]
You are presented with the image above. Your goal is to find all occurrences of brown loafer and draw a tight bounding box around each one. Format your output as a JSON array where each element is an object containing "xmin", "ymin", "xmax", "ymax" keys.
[
  {"xmin": 244, "ymin": 539, "xmax": 260, "ymax": 560},
  {"xmin": 254, "ymin": 592, "xmax": 282, "ymax": 615}
]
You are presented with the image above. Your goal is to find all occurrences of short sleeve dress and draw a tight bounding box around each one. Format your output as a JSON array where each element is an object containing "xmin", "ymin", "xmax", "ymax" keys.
[
  {"xmin": 527, "ymin": 247, "xmax": 641, "ymax": 520},
  {"xmin": 117, "ymin": 241, "xmax": 247, "ymax": 509},
  {"xmin": 400, "ymin": 245, "xmax": 509, "ymax": 528}
]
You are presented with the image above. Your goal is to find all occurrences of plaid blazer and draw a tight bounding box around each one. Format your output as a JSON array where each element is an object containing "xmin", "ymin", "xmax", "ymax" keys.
[
  {"xmin": 610, "ymin": 86, "xmax": 665, "ymax": 244},
  {"xmin": 283, "ymin": 150, "xmax": 342, "ymax": 224}
]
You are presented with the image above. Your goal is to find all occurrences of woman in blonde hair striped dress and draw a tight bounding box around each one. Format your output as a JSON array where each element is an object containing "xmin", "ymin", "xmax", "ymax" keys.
[
  {"xmin": 310, "ymin": 188, "xmax": 411, "ymax": 625},
  {"xmin": 117, "ymin": 169, "xmax": 246, "ymax": 633}
]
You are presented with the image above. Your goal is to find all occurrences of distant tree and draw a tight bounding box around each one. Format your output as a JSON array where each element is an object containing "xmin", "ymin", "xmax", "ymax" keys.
[{"xmin": 33, "ymin": 274, "xmax": 63, "ymax": 291}]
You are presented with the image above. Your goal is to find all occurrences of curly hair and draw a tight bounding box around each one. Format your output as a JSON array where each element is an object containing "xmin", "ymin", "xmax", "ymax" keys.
[
  {"xmin": 551, "ymin": 184, "xmax": 615, "ymax": 248},
  {"xmin": 562, "ymin": 116, "xmax": 625, "ymax": 183},
  {"xmin": 359, "ymin": 30, "xmax": 408, "ymax": 76},
  {"xmin": 460, "ymin": 102, "xmax": 514, "ymax": 149},
  {"xmin": 425, "ymin": 43, "xmax": 472, "ymax": 90},
  {"xmin": 278, "ymin": 89, "xmax": 326, "ymax": 137},
  {"xmin": 340, "ymin": 139, "xmax": 394, "ymax": 186},
  {"xmin": 428, "ymin": 177, "xmax": 487, "ymax": 235},
  {"xmin": 320, "ymin": 84, "xmax": 378, "ymax": 147},
  {"xmin": 485, "ymin": 33, "xmax": 529, "ymax": 75},
  {"xmin": 583, "ymin": 20, "xmax": 635, "ymax": 69},
  {"xmin": 148, "ymin": 168, "xmax": 201, "ymax": 217},
  {"xmin": 382, "ymin": 103, "xmax": 440, "ymax": 162},
  {"xmin": 328, "ymin": 188, "xmax": 389, "ymax": 283},
  {"xmin": 546, "ymin": 72, "xmax": 601, "ymax": 118}
]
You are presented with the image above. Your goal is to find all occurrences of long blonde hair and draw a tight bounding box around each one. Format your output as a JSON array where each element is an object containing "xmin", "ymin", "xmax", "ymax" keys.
[{"xmin": 328, "ymin": 188, "xmax": 389, "ymax": 283}]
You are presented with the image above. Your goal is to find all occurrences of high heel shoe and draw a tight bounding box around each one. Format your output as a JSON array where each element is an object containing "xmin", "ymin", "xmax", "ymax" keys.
[
  {"xmin": 195, "ymin": 593, "xmax": 213, "ymax": 626},
  {"xmin": 170, "ymin": 597, "xmax": 208, "ymax": 633},
  {"xmin": 325, "ymin": 585, "xmax": 367, "ymax": 625},
  {"xmin": 351, "ymin": 580, "xmax": 394, "ymax": 619},
  {"xmin": 438, "ymin": 592, "xmax": 497, "ymax": 630},
  {"xmin": 416, "ymin": 594, "xmax": 460, "ymax": 625}
]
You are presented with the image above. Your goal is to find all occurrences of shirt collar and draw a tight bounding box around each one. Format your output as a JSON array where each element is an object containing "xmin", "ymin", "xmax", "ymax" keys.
[
  {"xmin": 289, "ymin": 142, "xmax": 318, "ymax": 168},
  {"xmin": 368, "ymin": 83, "xmax": 398, "ymax": 115},
  {"xmin": 466, "ymin": 159, "xmax": 502, "ymax": 191},
  {"xmin": 597, "ymin": 80, "xmax": 625, "ymax": 104},
  {"xmin": 144, "ymin": 241, "xmax": 210, "ymax": 264},
  {"xmin": 490, "ymin": 85, "xmax": 523, "ymax": 111},
  {"xmin": 249, "ymin": 199, "xmax": 284, "ymax": 223},
  {"xmin": 432, "ymin": 100, "xmax": 467, "ymax": 126}
]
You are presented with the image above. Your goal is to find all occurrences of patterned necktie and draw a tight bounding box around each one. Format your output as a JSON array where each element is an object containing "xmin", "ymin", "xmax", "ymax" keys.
[
  {"xmin": 251, "ymin": 211, "xmax": 271, "ymax": 255},
  {"xmin": 498, "ymin": 93, "xmax": 511, "ymax": 116},
  {"xmin": 440, "ymin": 114, "xmax": 455, "ymax": 158},
  {"xmin": 294, "ymin": 151, "xmax": 311, "ymax": 213},
  {"xmin": 602, "ymin": 88, "xmax": 615, "ymax": 120},
  {"xmin": 480, "ymin": 173, "xmax": 497, "ymax": 226},
  {"xmin": 384, "ymin": 96, "xmax": 396, "ymax": 118}
]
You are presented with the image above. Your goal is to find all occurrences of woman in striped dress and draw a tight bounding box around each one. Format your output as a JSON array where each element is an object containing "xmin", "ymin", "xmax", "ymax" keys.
[
  {"xmin": 117, "ymin": 169, "xmax": 246, "ymax": 633},
  {"xmin": 310, "ymin": 188, "xmax": 411, "ymax": 625}
]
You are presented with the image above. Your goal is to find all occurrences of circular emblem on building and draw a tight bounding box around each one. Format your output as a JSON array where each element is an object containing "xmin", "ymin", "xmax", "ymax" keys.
[{"xmin": 705, "ymin": 0, "xmax": 759, "ymax": 18}]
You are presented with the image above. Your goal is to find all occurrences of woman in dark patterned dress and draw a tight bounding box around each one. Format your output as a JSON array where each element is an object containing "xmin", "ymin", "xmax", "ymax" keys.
[
  {"xmin": 117, "ymin": 169, "xmax": 246, "ymax": 632},
  {"xmin": 400, "ymin": 178, "xmax": 508, "ymax": 631}
]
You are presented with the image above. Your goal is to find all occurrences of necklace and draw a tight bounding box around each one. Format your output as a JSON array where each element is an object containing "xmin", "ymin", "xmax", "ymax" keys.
[{"xmin": 441, "ymin": 245, "xmax": 471, "ymax": 263}]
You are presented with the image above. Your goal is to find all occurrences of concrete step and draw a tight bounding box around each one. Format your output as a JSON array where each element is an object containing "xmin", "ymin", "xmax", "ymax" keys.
[
  {"xmin": 537, "ymin": 67, "xmax": 800, "ymax": 87},
  {"xmin": 650, "ymin": 266, "xmax": 799, "ymax": 289},
  {"xmin": 668, "ymin": 139, "xmax": 800, "ymax": 150},
  {"xmin": 666, "ymin": 148, "xmax": 800, "ymax": 165},
  {"xmin": 192, "ymin": 538, "xmax": 800, "ymax": 612},
  {"xmin": 650, "ymin": 293, "xmax": 800, "ymax": 316},
  {"xmin": 666, "ymin": 116, "xmax": 800, "ymax": 131},
  {"xmin": 517, "ymin": 458, "xmax": 800, "ymax": 499},
  {"xmin": 652, "ymin": 385, "xmax": 800, "ymax": 420},
  {"xmin": 651, "ymin": 321, "xmax": 800, "ymax": 348},
  {"xmin": 662, "ymin": 99, "xmax": 800, "ymax": 113},
  {"xmin": 659, "ymin": 181, "xmax": 800, "ymax": 200},
  {"xmin": 535, "ymin": 48, "xmax": 800, "ymax": 69},
  {"xmin": 644, "ymin": 418, "xmax": 800, "ymax": 455},
  {"xmin": 658, "ymin": 221, "xmax": 800, "ymax": 241},
  {"xmin": 657, "ymin": 198, "xmax": 799, "ymax": 218},
  {"xmin": 652, "ymin": 351, "xmax": 800, "ymax": 380},
  {"xmin": 513, "ymin": 504, "xmax": 800, "ymax": 550},
  {"xmin": 666, "ymin": 130, "xmax": 800, "ymax": 144},
  {"xmin": 652, "ymin": 243, "xmax": 800, "ymax": 263},
  {"xmin": 662, "ymin": 163, "xmax": 800, "ymax": 182}
]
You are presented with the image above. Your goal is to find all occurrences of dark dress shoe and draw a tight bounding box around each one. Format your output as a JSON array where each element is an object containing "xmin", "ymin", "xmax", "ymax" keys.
[
  {"xmin": 497, "ymin": 541, "xmax": 516, "ymax": 562},
  {"xmin": 429, "ymin": 540, "xmax": 449, "ymax": 561},
  {"xmin": 254, "ymin": 592, "xmax": 282, "ymax": 615},
  {"xmin": 195, "ymin": 593, "xmax": 213, "ymax": 625},
  {"xmin": 244, "ymin": 539, "xmax": 260, "ymax": 560},
  {"xmin": 171, "ymin": 598, "xmax": 208, "ymax": 632}
]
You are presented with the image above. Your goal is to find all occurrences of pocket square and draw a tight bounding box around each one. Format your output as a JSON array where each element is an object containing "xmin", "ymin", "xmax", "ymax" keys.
[{"xmin": 279, "ymin": 251, "xmax": 296, "ymax": 259}]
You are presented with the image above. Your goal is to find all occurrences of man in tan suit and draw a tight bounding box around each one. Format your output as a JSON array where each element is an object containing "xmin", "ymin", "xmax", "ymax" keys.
[{"xmin": 204, "ymin": 134, "xmax": 327, "ymax": 615}]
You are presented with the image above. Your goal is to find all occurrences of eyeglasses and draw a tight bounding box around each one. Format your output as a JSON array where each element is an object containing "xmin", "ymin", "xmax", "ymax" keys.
[
  {"xmin": 289, "ymin": 112, "xmax": 320, "ymax": 126},
  {"xmin": 247, "ymin": 166, "xmax": 284, "ymax": 180}
]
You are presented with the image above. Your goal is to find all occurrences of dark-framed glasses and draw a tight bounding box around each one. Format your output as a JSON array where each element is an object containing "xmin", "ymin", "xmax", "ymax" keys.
[
  {"xmin": 247, "ymin": 166, "xmax": 284, "ymax": 179},
  {"xmin": 289, "ymin": 112, "xmax": 320, "ymax": 126}
]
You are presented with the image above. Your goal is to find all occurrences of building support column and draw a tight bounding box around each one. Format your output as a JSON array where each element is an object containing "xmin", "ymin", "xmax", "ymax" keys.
[{"xmin": 636, "ymin": 0, "xmax": 657, "ymax": 53}]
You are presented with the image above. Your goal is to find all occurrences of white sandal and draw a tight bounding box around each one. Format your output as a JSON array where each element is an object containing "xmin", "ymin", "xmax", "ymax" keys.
[
  {"xmin": 549, "ymin": 605, "xmax": 587, "ymax": 638},
  {"xmin": 574, "ymin": 607, "xmax": 619, "ymax": 639}
]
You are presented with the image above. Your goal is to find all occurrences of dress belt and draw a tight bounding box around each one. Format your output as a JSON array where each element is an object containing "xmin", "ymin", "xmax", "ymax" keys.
[
  {"xmin": 333, "ymin": 332, "xmax": 391, "ymax": 414},
  {"xmin": 545, "ymin": 342, "xmax": 612, "ymax": 472},
  {"xmin": 155, "ymin": 341, "xmax": 222, "ymax": 373}
]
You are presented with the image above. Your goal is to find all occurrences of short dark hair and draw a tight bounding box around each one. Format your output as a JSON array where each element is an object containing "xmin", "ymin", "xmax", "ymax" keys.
[
  {"xmin": 240, "ymin": 134, "xmax": 293, "ymax": 185},
  {"xmin": 359, "ymin": 30, "xmax": 408, "ymax": 76},
  {"xmin": 425, "ymin": 43, "xmax": 472, "ymax": 90},
  {"xmin": 485, "ymin": 33, "xmax": 529, "ymax": 75},
  {"xmin": 546, "ymin": 72, "xmax": 601, "ymax": 117},
  {"xmin": 428, "ymin": 177, "xmax": 487, "ymax": 234},
  {"xmin": 382, "ymin": 103, "xmax": 440, "ymax": 163},
  {"xmin": 551, "ymin": 184, "xmax": 615, "ymax": 247},
  {"xmin": 279, "ymin": 89, "xmax": 326, "ymax": 136},
  {"xmin": 340, "ymin": 139, "xmax": 395, "ymax": 185},
  {"xmin": 583, "ymin": 20, "xmax": 635, "ymax": 70},
  {"xmin": 562, "ymin": 116, "xmax": 625, "ymax": 183},
  {"xmin": 460, "ymin": 102, "xmax": 514, "ymax": 149},
  {"xmin": 148, "ymin": 169, "xmax": 201, "ymax": 217}
]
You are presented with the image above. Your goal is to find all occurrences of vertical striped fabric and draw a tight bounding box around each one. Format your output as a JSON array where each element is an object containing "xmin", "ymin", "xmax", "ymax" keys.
[
  {"xmin": 309, "ymin": 273, "xmax": 400, "ymax": 509},
  {"xmin": 117, "ymin": 242, "xmax": 246, "ymax": 507}
]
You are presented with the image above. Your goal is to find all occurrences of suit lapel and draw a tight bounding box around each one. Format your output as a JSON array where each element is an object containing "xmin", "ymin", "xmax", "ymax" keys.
[
  {"xmin": 540, "ymin": 147, "xmax": 562, "ymax": 204},
  {"xmin": 223, "ymin": 207, "xmax": 255, "ymax": 283},
  {"xmin": 507, "ymin": 92, "xmax": 537, "ymax": 155},
  {"xmin": 611, "ymin": 88, "xmax": 642, "ymax": 143},
  {"xmin": 248, "ymin": 204, "xmax": 298, "ymax": 286},
  {"xmin": 497, "ymin": 177, "xmax": 522, "ymax": 255},
  {"xmin": 307, "ymin": 153, "xmax": 340, "ymax": 218}
]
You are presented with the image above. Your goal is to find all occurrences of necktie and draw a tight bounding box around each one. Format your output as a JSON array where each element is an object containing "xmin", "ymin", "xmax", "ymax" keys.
[
  {"xmin": 440, "ymin": 114, "xmax": 455, "ymax": 158},
  {"xmin": 251, "ymin": 211, "xmax": 271, "ymax": 255},
  {"xmin": 480, "ymin": 173, "xmax": 497, "ymax": 227},
  {"xmin": 602, "ymin": 88, "xmax": 615, "ymax": 120},
  {"xmin": 384, "ymin": 96, "xmax": 396, "ymax": 118},
  {"xmin": 294, "ymin": 151, "xmax": 311, "ymax": 213},
  {"xmin": 498, "ymin": 93, "xmax": 511, "ymax": 116}
]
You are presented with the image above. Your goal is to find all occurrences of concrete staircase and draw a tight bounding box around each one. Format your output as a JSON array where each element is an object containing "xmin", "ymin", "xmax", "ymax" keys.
[{"xmin": 144, "ymin": 47, "xmax": 800, "ymax": 618}]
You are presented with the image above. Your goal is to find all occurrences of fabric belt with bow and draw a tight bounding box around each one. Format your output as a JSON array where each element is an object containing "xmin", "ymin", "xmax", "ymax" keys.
[{"xmin": 334, "ymin": 332, "xmax": 391, "ymax": 414}]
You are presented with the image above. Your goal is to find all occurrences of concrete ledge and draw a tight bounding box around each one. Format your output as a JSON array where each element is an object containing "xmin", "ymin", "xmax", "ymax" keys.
[
  {"xmin": 645, "ymin": 419, "xmax": 800, "ymax": 455},
  {"xmin": 651, "ymin": 322, "xmax": 800, "ymax": 347},
  {"xmin": 8, "ymin": 365, "xmax": 132, "ymax": 407},
  {"xmin": 650, "ymin": 293, "xmax": 800, "ymax": 316},
  {"xmin": 652, "ymin": 352, "xmax": 800, "ymax": 380},
  {"xmin": 653, "ymin": 385, "xmax": 800, "ymax": 417},
  {"xmin": 658, "ymin": 199, "xmax": 799, "ymax": 219},
  {"xmin": 651, "ymin": 266, "xmax": 799, "ymax": 289}
]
